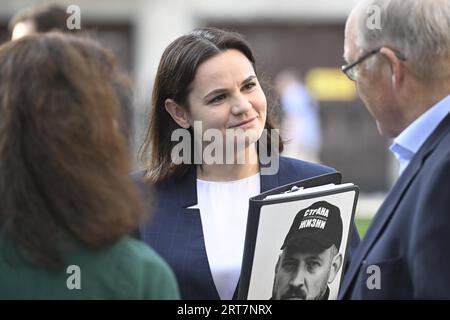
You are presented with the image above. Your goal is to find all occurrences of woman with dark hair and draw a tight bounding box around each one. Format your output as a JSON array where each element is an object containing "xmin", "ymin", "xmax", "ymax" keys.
[
  {"xmin": 0, "ymin": 33, "xmax": 179, "ymax": 299},
  {"xmin": 136, "ymin": 27, "xmax": 360, "ymax": 300}
]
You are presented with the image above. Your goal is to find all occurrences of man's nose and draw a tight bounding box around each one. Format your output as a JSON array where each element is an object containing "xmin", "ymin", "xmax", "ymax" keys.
[{"xmin": 289, "ymin": 267, "xmax": 307, "ymax": 287}]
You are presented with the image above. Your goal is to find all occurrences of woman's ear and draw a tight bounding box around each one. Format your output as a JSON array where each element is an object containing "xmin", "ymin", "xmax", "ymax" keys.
[{"xmin": 165, "ymin": 99, "xmax": 191, "ymax": 129}]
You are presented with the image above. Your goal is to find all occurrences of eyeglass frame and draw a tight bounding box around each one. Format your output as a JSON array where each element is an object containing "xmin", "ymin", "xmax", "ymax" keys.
[{"xmin": 341, "ymin": 47, "xmax": 407, "ymax": 81}]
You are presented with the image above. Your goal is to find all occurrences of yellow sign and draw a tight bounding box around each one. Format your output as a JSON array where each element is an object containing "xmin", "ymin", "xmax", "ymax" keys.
[{"xmin": 305, "ymin": 68, "xmax": 357, "ymax": 101}]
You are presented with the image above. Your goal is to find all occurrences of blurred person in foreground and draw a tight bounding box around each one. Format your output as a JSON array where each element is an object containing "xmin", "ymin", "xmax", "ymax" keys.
[
  {"xmin": 340, "ymin": 0, "xmax": 450, "ymax": 299},
  {"xmin": 0, "ymin": 33, "xmax": 179, "ymax": 299}
]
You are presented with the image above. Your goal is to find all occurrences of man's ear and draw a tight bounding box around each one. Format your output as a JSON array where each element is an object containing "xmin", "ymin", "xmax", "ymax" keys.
[
  {"xmin": 274, "ymin": 254, "xmax": 282, "ymax": 274},
  {"xmin": 379, "ymin": 47, "xmax": 405, "ymax": 91},
  {"xmin": 328, "ymin": 253, "xmax": 343, "ymax": 284},
  {"xmin": 165, "ymin": 98, "xmax": 191, "ymax": 129}
]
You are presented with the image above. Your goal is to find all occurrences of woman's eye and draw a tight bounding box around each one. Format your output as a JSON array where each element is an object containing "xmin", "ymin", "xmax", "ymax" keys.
[
  {"xmin": 209, "ymin": 94, "xmax": 226, "ymax": 104},
  {"xmin": 242, "ymin": 82, "xmax": 256, "ymax": 91}
]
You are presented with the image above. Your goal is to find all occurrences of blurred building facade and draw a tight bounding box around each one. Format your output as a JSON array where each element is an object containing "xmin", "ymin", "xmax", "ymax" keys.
[{"xmin": 0, "ymin": 0, "xmax": 397, "ymax": 194}]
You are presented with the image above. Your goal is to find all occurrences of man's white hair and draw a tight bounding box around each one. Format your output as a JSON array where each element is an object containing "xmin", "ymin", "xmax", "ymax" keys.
[{"xmin": 354, "ymin": 0, "xmax": 450, "ymax": 79}]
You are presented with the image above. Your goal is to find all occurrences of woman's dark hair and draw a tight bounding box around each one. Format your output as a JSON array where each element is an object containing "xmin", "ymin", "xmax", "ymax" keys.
[
  {"xmin": 140, "ymin": 27, "xmax": 283, "ymax": 184},
  {"xmin": 0, "ymin": 33, "xmax": 146, "ymax": 270}
]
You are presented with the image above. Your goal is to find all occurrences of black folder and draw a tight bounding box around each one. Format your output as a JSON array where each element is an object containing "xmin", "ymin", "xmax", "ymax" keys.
[{"xmin": 238, "ymin": 172, "xmax": 359, "ymax": 300}]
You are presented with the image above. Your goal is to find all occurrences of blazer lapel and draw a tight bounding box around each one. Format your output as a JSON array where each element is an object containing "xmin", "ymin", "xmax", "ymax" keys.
[
  {"xmin": 178, "ymin": 167, "xmax": 198, "ymax": 209},
  {"xmin": 260, "ymin": 161, "xmax": 280, "ymax": 192},
  {"xmin": 177, "ymin": 167, "xmax": 221, "ymax": 299},
  {"xmin": 339, "ymin": 113, "xmax": 450, "ymax": 298}
]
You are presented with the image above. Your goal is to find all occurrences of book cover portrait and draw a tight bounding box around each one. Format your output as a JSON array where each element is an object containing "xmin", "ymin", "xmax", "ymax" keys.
[{"xmin": 243, "ymin": 189, "xmax": 357, "ymax": 300}]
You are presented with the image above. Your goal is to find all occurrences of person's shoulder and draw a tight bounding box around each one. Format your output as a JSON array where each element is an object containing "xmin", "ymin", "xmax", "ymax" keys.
[
  {"xmin": 279, "ymin": 156, "xmax": 336, "ymax": 176},
  {"xmin": 110, "ymin": 237, "xmax": 180, "ymax": 299},
  {"xmin": 112, "ymin": 237, "xmax": 157, "ymax": 266},
  {"xmin": 113, "ymin": 236, "xmax": 174, "ymax": 276},
  {"xmin": 437, "ymin": 128, "xmax": 450, "ymax": 156},
  {"xmin": 421, "ymin": 128, "xmax": 450, "ymax": 176},
  {"xmin": 274, "ymin": 156, "xmax": 336, "ymax": 186}
]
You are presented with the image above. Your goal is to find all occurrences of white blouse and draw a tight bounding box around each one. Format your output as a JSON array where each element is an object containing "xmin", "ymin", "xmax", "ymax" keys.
[{"xmin": 196, "ymin": 173, "xmax": 261, "ymax": 300}]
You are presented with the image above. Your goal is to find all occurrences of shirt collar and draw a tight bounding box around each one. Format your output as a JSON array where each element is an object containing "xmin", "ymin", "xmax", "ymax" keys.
[{"xmin": 390, "ymin": 93, "xmax": 450, "ymax": 160}]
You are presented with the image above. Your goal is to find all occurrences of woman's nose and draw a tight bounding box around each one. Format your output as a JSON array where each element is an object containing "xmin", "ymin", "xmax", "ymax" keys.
[{"xmin": 230, "ymin": 93, "xmax": 252, "ymax": 115}]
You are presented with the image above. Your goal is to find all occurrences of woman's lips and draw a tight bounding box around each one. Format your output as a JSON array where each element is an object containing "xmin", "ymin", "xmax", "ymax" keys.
[{"xmin": 229, "ymin": 116, "xmax": 257, "ymax": 129}]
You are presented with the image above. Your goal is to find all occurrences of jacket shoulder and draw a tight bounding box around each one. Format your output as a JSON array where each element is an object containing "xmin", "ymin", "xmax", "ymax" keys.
[{"xmin": 279, "ymin": 156, "xmax": 336, "ymax": 178}]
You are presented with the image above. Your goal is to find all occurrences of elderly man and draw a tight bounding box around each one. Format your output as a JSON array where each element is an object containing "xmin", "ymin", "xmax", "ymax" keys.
[{"xmin": 340, "ymin": 0, "xmax": 450, "ymax": 299}]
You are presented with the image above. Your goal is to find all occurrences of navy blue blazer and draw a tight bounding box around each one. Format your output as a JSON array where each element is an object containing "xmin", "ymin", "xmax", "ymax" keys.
[
  {"xmin": 339, "ymin": 113, "xmax": 450, "ymax": 299},
  {"xmin": 135, "ymin": 156, "xmax": 361, "ymax": 299}
]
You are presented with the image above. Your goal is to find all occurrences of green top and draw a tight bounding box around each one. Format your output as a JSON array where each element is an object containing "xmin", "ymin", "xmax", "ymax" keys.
[{"xmin": 0, "ymin": 234, "xmax": 180, "ymax": 300}]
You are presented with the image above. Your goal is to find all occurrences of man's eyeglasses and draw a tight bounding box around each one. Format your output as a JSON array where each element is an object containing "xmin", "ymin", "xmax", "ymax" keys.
[{"xmin": 341, "ymin": 47, "xmax": 406, "ymax": 81}]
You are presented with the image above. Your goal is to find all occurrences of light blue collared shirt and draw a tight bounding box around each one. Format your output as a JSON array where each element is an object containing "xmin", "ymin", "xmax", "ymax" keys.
[{"xmin": 390, "ymin": 94, "xmax": 450, "ymax": 176}]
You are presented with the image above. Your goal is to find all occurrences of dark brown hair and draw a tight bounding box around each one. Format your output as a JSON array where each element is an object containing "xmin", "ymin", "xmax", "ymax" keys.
[
  {"xmin": 8, "ymin": 4, "xmax": 69, "ymax": 34},
  {"xmin": 140, "ymin": 27, "xmax": 283, "ymax": 184},
  {"xmin": 0, "ymin": 33, "xmax": 146, "ymax": 270}
]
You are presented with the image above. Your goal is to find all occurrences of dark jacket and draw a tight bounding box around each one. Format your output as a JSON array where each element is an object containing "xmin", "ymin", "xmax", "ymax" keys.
[{"xmin": 339, "ymin": 113, "xmax": 450, "ymax": 299}]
